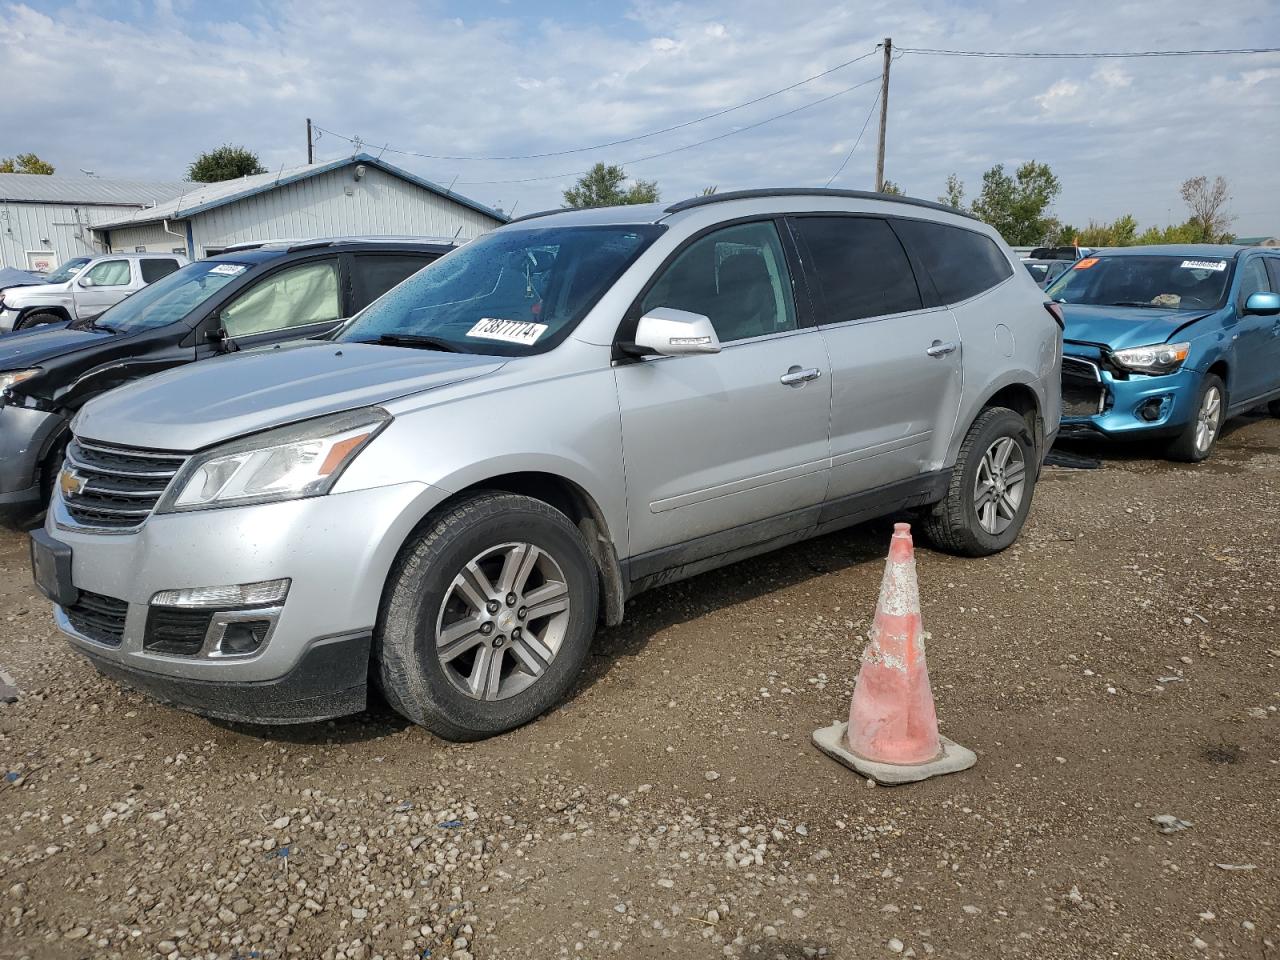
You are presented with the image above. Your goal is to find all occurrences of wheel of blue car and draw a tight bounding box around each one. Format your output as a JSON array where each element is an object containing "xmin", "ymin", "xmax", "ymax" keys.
[
  {"xmin": 1166, "ymin": 373, "xmax": 1225, "ymax": 463},
  {"xmin": 376, "ymin": 492, "xmax": 599, "ymax": 741},
  {"xmin": 1268, "ymin": 397, "xmax": 1280, "ymax": 418}
]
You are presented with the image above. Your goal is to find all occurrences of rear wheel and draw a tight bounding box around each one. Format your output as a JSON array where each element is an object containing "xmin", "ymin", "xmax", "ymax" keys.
[
  {"xmin": 15, "ymin": 311, "xmax": 65, "ymax": 331},
  {"xmin": 376, "ymin": 492, "xmax": 599, "ymax": 741},
  {"xmin": 924, "ymin": 406, "xmax": 1038, "ymax": 557},
  {"xmin": 1166, "ymin": 374, "xmax": 1225, "ymax": 463},
  {"xmin": 1268, "ymin": 398, "xmax": 1280, "ymax": 418}
]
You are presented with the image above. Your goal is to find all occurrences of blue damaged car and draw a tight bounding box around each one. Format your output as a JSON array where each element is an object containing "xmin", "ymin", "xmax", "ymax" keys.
[{"xmin": 1050, "ymin": 244, "xmax": 1280, "ymax": 461}]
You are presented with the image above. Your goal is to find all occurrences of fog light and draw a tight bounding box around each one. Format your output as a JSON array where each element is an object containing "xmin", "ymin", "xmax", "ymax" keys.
[
  {"xmin": 150, "ymin": 578, "xmax": 290, "ymax": 608},
  {"xmin": 1138, "ymin": 398, "xmax": 1164, "ymax": 422},
  {"xmin": 218, "ymin": 620, "xmax": 272, "ymax": 656}
]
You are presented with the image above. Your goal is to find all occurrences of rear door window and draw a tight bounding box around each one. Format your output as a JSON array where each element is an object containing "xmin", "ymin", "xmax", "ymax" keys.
[
  {"xmin": 82, "ymin": 259, "xmax": 131, "ymax": 287},
  {"xmin": 221, "ymin": 259, "xmax": 341, "ymax": 337},
  {"xmin": 351, "ymin": 254, "xmax": 437, "ymax": 311},
  {"xmin": 789, "ymin": 216, "xmax": 921, "ymax": 323},
  {"xmin": 140, "ymin": 259, "xmax": 181, "ymax": 283},
  {"xmin": 1238, "ymin": 257, "xmax": 1271, "ymax": 309},
  {"xmin": 1265, "ymin": 258, "xmax": 1280, "ymax": 292},
  {"xmin": 892, "ymin": 219, "xmax": 1013, "ymax": 304}
]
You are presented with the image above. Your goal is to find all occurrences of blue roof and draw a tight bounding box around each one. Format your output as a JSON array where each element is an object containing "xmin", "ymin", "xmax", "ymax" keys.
[{"xmin": 94, "ymin": 154, "xmax": 507, "ymax": 228}]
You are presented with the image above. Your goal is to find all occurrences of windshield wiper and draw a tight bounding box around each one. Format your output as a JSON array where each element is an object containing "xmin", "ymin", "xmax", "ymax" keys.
[
  {"xmin": 374, "ymin": 333, "xmax": 469, "ymax": 354},
  {"xmin": 88, "ymin": 321, "xmax": 120, "ymax": 333},
  {"xmin": 1108, "ymin": 301, "xmax": 1168, "ymax": 309}
]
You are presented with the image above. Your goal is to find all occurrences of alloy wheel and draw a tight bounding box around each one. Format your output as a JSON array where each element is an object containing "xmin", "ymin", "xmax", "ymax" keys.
[
  {"xmin": 434, "ymin": 541, "xmax": 571, "ymax": 701},
  {"xmin": 1195, "ymin": 385, "xmax": 1222, "ymax": 455},
  {"xmin": 973, "ymin": 436, "xmax": 1026, "ymax": 535}
]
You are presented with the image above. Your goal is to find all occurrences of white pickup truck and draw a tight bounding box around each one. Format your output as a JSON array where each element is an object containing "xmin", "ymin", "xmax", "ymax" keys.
[{"xmin": 0, "ymin": 251, "xmax": 188, "ymax": 333}]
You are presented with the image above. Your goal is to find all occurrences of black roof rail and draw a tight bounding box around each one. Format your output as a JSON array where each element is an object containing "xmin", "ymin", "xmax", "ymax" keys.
[
  {"xmin": 505, "ymin": 207, "xmax": 568, "ymax": 225},
  {"xmin": 662, "ymin": 187, "xmax": 979, "ymax": 221}
]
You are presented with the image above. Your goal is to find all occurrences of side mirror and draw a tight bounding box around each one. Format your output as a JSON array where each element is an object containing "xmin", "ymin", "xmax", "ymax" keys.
[
  {"xmin": 1244, "ymin": 291, "xmax": 1280, "ymax": 316},
  {"xmin": 629, "ymin": 308, "xmax": 721, "ymax": 357},
  {"xmin": 78, "ymin": 276, "xmax": 95, "ymax": 288}
]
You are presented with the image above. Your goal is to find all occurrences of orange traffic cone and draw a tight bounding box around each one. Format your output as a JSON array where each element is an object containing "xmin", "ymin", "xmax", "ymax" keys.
[{"xmin": 812, "ymin": 523, "xmax": 976, "ymax": 785}]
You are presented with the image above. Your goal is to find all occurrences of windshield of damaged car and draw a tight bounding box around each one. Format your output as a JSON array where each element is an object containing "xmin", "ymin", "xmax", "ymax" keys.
[
  {"xmin": 93, "ymin": 260, "xmax": 252, "ymax": 332},
  {"xmin": 339, "ymin": 225, "xmax": 663, "ymax": 355},
  {"xmin": 1045, "ymin": 255, "xmax": 1233, "ymax": 311},
  {"xmin": 44, "ymin": 258, "xmax": 92, "ymax": 283}
]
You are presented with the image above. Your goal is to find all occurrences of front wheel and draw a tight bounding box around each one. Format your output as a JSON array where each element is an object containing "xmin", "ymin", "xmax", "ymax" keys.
[
  {"xmin": 376, "ymin": 492, "xmax": 599, "ymax": 741},
  {"xmin": 1267, "ymin": 397, "xmax": 1280, "ymax": 418},
  {"xmin": 924, "ymin": 406, "xmax": 1038, "ymax": 557},
  {"xmin": 1166, "ymin": 374, "xmax": 1225, "ymax": 463},
  {"xmin": 14, "ymin": 311, "xmax": 65, "ymax": 331}
]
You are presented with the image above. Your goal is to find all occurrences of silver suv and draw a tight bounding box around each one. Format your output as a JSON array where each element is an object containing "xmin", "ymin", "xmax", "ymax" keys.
[
  {"xmin": 0, "ymin": 251, "xmax": 188, "ymax": 333},
  {"xmin": 31, "ymin": 189, "xmax": 1061, "ymax": 739}
]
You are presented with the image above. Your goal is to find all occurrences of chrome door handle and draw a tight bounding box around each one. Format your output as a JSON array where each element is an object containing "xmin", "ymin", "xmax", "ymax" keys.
[
  {"xmin": 926, "ymin": 340, "xmax": 958, "ymax": 357},
  {"xmin": 780, "ymin": 366, "xmax": 822, "ymax": 386}
]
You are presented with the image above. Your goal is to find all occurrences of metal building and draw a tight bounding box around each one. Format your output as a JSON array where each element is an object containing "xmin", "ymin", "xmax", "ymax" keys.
[
  {"xmin": 0, "ymin": 174, "xmax": 185, "ymax": 272},
  {"xmin": 93, "ymin": 154, "xmax": 506, "ymax": 258}
]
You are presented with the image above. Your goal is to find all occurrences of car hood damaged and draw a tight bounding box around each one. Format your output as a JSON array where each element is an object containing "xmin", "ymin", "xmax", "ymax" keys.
[
  {"xmin": 73, "ymin": 340, "xmax": 507, "ymax": 452},
  {"xmin": 1059, "ymin": 303, "xmax": 1214, "ymax": 351}
]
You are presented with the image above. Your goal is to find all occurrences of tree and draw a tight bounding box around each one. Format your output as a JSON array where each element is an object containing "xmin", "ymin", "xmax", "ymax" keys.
[
  {"xmin": 0, "ymin": 153, "xmax": 55, "ymax": 175},
  {"xmin": 1072, "ymin": 214, "xmax": 1139, "ymax": 248},
  {"xmin": 938, "ymin": 173, "xmax": 965, "ymax": 210},
  {"xmin": 563, "ymin": 163, "xmax": 659, "ymax": 208},
  {"xmin": 188, "ymin": 145, "xmax": 267, "ymax": 183},
  {"xmin": 700, "ymin": 185, "xmax": 718, "ymax": 196},
  {"xmin": 969, "ymin": 160, "xmax": 1062, "ymax": 246},
  {"xmin": 1179, "ymin": 175, "xmax": 1233, "ymax": 242},
  {"xmin": 879, "ymin": 179, "xmax": 904, "ymax": 196}
]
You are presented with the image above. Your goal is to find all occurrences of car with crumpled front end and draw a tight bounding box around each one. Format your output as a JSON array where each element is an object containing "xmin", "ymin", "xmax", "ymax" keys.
[{"xmin": 1051, "ymin": 244, "xmax": 1280, "ymax": 461}]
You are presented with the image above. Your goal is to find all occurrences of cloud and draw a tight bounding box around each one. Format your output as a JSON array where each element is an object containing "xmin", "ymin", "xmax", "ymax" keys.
[{"xmin": 1, "ymin": 0, "xmax": 1277, "ymax": 232}]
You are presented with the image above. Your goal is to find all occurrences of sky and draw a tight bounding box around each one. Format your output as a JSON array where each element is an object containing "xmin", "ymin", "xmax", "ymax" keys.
[{"xmin": 2, "ymin": 0, "xmax": 1278, "ymax": 235}]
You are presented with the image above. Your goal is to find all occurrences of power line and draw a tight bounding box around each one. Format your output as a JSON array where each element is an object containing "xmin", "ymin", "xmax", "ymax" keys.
[
  {"xmin": 898, "ymin": 45, "xmax": 1280, "ymax": 59},
  {"xmin": 825, "ymin": 80, "xmax": 883, "ymax": 188},
  {"xmin": 314, "ymin": 47, "xmax": 880, "ymax": 163},
  {"xmin": 452, "ymin": 73, "xmax": 884, "ymax": 186}
]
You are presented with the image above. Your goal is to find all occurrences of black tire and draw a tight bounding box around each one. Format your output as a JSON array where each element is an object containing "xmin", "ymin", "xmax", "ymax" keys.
[
  {"xmin": 924, "ymin": 406, "xmax": 1038, "ymax": 557},
  {"xmin": 376, "ymin": 492, "xmax": 599, "ymax": 741},
  {"xmin": 1166, "ymin": 373, "xmax": 1225, "ymax": 463},
  {"xmin": 14, "ymin": 311, "xmax": 65, "ymax": 331},
  {"xmin": 1267, "ymin": 398, "xmax": 1280, "ymax": 418}
]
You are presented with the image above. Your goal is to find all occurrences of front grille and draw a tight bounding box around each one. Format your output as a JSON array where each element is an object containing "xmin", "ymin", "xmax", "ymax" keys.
[
  {"xmin": 62, "ymin": 439, "xmax": 186, "ymax": 530},
  {"xmin": 1061, "ymin": 356, "xmax": 1106, "ymax": 418},
  {"xmin": 64, "ymin": 590, "xmax": 128, "ymax": 647},
  {"xmin": 144, "ymin": 607, "xmax": 214, "ymax": 656}
]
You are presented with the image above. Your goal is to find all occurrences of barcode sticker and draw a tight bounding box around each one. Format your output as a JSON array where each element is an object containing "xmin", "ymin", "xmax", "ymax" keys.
[{"xmin": 465, "ymin": 318, "xmax": 548, "ymax": 346}]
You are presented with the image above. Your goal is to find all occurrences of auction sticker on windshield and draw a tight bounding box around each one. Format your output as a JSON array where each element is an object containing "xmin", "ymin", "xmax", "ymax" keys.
[
  {"xmin": 466, "ymin": 318, "xmax": 548, "ymax": 346},
  {"xmin": 1181, "ymin": 260, "xmax": 1226, "ymax": 272},
  {"xmin": 209, "ymin": 263, "xmax": 248, "ymax": 276}
]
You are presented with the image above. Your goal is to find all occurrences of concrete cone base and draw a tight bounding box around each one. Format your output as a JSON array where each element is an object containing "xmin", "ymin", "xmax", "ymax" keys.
[{"xmin": 811, "ymin": 721, "xmax": 976, "ymax": 785}]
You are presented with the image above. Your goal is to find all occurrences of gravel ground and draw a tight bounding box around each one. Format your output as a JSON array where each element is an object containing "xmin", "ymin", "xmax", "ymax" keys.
[{"xmin": 2, "ymin": 416, "xmax": 1278, "ymax": 960}]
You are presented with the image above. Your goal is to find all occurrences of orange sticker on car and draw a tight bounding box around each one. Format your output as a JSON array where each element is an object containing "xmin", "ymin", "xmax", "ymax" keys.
[{"xmin": 1073, "ymin": 258, "xmax": 1099, "ymax": 270}]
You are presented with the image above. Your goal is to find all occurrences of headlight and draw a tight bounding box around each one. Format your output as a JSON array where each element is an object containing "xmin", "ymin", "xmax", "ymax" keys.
[
  {"xmin": 0, "ymin": 369, "xmax": 39, "ymax": 392},
  {"xmin": 1110, "ymin": 341, "xmax": 1190, "ymax": 376},
  {"xmin": 157, "ymin": 407, "xmax": 391, "ymax": 513}
]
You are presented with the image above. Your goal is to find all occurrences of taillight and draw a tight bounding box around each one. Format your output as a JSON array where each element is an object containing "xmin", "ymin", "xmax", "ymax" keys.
[{"xmin": 1043, "ymin": 302, "xmax": 1064, "ymax": 329}]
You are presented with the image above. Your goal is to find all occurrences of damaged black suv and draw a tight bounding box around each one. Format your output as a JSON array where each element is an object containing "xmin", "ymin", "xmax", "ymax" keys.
[{"xmin": 0, "ymin": 237, "xmax": 455, "ymax": 527}]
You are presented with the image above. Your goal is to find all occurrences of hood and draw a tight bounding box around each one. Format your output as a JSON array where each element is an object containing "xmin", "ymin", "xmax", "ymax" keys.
[
  {"xmin": 1060, "ymin": 303, "xmax": 1214, "ymax": 350},
  {"xmin": 74, "ymin": 340, "xmax": 507, "ymax": 451},
  {"xmin": 0, "ymin": 325, "xmax": 111, "ymax": 368},
  {"xmin": 3, "ymin": 280, "xmax": 71, "ymax": 302}
]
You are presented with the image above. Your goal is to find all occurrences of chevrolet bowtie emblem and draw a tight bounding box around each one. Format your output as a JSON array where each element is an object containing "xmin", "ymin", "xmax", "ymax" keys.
[{"xmin": 59, "ymin": 468, "xmax": 87, "ymax": 498}]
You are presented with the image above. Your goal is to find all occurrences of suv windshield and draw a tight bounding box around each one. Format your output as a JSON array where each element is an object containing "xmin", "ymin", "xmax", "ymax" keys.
[
  {"xmin": 340, "ymin": 225, "xmax": 662, "ymax": 355},
  {"xmin": 1046, "ymin": 255, "xmax": 1233, "ymax": 311},
  {"xmin": 44, "ymin": 258, "xmax": 92, "ymax": 283},
  {"xmin": 92, "ymin": 260, "xmax": 252, "ymax": 333}
]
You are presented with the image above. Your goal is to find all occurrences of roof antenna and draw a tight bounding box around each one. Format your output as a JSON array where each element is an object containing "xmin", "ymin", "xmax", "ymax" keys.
[
  {"xmin": 445, "ymin": 174, "xmax": 459, "ymax": 195},
  {"xmin": 376, "ymin": 142, "xmax": 390, "ymax": 160}
]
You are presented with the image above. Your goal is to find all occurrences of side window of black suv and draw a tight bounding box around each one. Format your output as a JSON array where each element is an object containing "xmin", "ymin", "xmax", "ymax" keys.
[{"xmin": 351, "ymin": 254, "xmax": 439, "ymax": 311}]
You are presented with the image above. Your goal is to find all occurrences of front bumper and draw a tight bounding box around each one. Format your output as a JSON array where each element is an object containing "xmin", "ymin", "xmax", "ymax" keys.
[
  {"xmin": 1060, "ymin": 352, "xmax": 1201, "ymax": 439},
  {"xmin": 0, "ymin": 405, "xmax": 64, "ymax": 518},
  {"xmin": 45, "ymin": 479, "xmax": 446, "ymax": 721}
]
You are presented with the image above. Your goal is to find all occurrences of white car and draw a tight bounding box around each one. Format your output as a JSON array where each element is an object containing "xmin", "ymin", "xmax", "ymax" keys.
[{"xmin": 0, "ymin": 252, "xmax": 188, "ymax": 333}]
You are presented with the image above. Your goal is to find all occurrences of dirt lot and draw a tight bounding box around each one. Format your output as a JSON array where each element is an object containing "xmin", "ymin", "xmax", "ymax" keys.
[{"xmin": 1, "ymin": 417, "xmax": 1278, "ymax": 960}]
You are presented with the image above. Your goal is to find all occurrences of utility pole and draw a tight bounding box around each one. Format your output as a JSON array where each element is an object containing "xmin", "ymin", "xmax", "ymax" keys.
[
  {"xmin": 306, "ymin": 118, "xmax": 314, "ymax": 165},
  {"xmin": 875, "ymin": 37, "xmax": 892, "ymax": 192}
]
